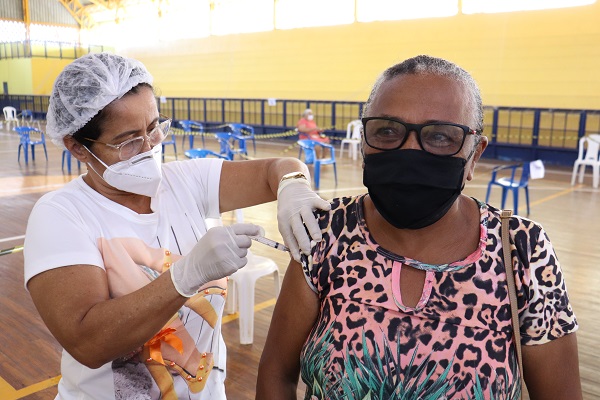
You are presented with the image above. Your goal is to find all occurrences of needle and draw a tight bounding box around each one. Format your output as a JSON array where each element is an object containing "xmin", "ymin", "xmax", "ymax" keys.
[{"xmin": 249, "ymin": 236, "xmax": 290, "ymax": 252}]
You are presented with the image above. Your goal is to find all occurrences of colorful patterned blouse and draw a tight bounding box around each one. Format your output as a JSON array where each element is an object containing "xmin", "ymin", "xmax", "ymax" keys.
[{"xmin": 300, "ymin": 195, "xmax": 577, "ymax": 400}]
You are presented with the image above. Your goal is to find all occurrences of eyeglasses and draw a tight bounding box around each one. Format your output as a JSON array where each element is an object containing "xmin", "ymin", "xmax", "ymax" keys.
[
  {"xmin": 86, "ymin": 116, "xmax": 172, "ymax": 161},
  {"xmin": 362, "ymin": 116, "xmax": 481, "ymax": 156}
]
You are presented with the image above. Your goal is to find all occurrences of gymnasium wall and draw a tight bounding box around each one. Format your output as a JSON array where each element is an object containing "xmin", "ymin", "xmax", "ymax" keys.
[
  {"xmin": 7, "ymin": 3, "xmax": 599, "ymax": 110},
  {"xmin": 0, "ymin": 58, "xmax": 33, "ymax": 95},
  {"xmin": 124, "ymin": 2, "xmax": 600, "ymax": 109}
]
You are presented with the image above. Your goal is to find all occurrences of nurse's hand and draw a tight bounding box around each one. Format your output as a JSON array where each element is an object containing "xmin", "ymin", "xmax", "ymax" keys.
[
  {"xmin": 277, "ymin": 177, "xmax": 330, "ymax": 262},
  {"xmin": 169, "ymin": 223, "xmax": 261, "ymax": 297}
]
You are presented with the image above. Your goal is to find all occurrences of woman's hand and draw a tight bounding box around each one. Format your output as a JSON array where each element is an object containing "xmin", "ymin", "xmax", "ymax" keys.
[
  {"xmin": 170, "ymin": 223, "xmax": 261, "ymax": 296},
  {"xmin": 277, "ymin": 179, "xmax": 330, "ymax": 261}
]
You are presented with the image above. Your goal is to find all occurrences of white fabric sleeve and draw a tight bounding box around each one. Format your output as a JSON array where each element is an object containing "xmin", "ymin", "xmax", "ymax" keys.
[
  {"xmin": 24, "ymin": 197, "xmax": 104, "ymax": 288},
  {"xmin": 162, "ymin": 158, "xmax": 223, "ymax": 220}
]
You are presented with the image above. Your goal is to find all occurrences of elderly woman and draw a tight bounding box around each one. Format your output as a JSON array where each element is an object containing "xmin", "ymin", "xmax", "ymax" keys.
[
  {"xmin": 257, "ymin": 55, "xmax": 581, "ymax": 399},
  {"xmin": 24, "ymin": 53, "xmax": 328, "ymax": 400},
  {"xmin": 296, "ymin": 108, "xmax": 329, "ymax": 144}
]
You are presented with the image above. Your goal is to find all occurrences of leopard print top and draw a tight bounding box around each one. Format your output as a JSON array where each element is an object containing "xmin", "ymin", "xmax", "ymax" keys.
[{"xmin": 300, "ymin": 195, "xmax": 577, "ymax": 400}]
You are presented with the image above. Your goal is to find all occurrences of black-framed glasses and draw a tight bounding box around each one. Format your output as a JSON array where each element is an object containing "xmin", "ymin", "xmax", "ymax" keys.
[
  {"xmin": 86, "ymin": 115, "xmax": 172, "ymax": 161},
  {"xmin": 362, "ymin": 116, "xmax": 481, "ymax": 156}
]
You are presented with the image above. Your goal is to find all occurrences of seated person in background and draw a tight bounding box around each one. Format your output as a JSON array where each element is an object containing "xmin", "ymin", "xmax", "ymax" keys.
[
  {"xmin": 296, "ymin": 108, "xmax": 329, "ymax": 143},
  {"xmin": 257, "ymin": 55, "xmax": 581, "ymax": 400},
  {"xmin": 297, "ymin": 108, "xmax": 330, "ymax": 159}
]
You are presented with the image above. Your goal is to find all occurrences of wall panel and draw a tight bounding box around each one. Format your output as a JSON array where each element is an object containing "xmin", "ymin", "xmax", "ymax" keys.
[{"xmin": 124, "ymin": 2, "xmax": 600, "ymax": 109}]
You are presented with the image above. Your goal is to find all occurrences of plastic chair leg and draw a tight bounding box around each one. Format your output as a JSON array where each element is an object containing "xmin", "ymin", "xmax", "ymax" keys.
[
  {"xmin": 500, "ymin": 188, "xmax": 509, "ymax": 210},
  {"xmin": 593, "ymin": 165, "xmax": 599, "ymax": 189},
  {"xmin": 524, "ymin": 187, "xmax": 530, "ymax": 216},
  {"xmin": 19, "ymin": 144, "xmax": 29, "ymax": 165},
  {"xmin": 485, "ymin": 183, "xmax": 493, "ymax": 203},
  {"xmin": 43, "ymin": 144, "xmax": 48, "ymax": 161},
  {"xmin": 314, "ymin": 160, "xmax": 321, "ymax": 190},
  {"xmin": 65, "ymin": 152, "xmax": 72, "ymax": 174},
  {"xmin": 333, "ymin": 162, "xmax": 338, "ymax": 186},
  {"xmin": 351, "ymin": 143, "xmax": 359, "ymax": 161},
  {"xmin": 512, "ymin": 189, "xmax": 519, "ymax": 216},
  {"xmin": 235, "ymin": 277, "xmax": 257, "ymax": 345},
  {"xmin": 578, "ymin": 165, "xmax": 586, "ymax": 183},
  {"xmin": 570, "ymin": 164, "xmax": 579, "ymax": 186},
  {"xmin": 31, "ymin": 145, "xmax": 35, "ymax": 161}
]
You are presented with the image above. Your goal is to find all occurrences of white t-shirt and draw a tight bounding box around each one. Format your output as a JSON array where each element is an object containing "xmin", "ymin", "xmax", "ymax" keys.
[{"xmin": 24, "ymin": 158, "xmax": 230, "ymax": 400}]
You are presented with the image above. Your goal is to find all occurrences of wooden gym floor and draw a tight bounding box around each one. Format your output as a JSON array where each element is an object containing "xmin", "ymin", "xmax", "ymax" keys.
[{"xmin": 0, "ymin": 124, "xmax": 598, "ymax": 399}]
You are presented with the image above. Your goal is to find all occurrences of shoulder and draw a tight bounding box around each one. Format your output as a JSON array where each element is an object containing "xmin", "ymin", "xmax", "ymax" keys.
[
  {"xmin": 482, "ymin": 199, "xmax": 545, "ymax": 242},
  {"xmin": 312, "ymin": 195, "xmax": 363, "ymax": 253},
  {"xmin": 30, "ymin": 177, "xmax": 90, "ymax": 216},
  {"xmin": 315, "ymin": 196, "xmax": 362, "ymax": 224},
  {"xmin": 162, "ymin": 158, "xmax": 224, "ymax": 188}
]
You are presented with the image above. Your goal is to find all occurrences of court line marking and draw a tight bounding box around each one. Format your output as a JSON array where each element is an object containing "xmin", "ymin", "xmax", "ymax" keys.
[
  {"xmin": 222, "ymin": 298, "xmax": 276, "ymax": 324},
  {"xmin": 0, "ymin": 375, "xmax": 61, "ymax": 400},
  {"xmin": 0, "ymin": 235, "xmax": 25, "ymax": 244}
]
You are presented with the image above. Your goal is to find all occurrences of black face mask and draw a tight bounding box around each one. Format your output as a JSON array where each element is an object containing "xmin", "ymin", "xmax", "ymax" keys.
[{"xmin": 363, "ymin": 149, "xmax": 467, "ymax": 229}]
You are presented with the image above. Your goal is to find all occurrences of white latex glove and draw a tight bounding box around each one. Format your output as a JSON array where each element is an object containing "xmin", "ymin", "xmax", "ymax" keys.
[
  {"xmin": 170, "ymin": 223, "xmax": 261, "ymax": 297},
  {"xmin": 277, "ymin": 179, "xmax": 331, "ymax": 262}
]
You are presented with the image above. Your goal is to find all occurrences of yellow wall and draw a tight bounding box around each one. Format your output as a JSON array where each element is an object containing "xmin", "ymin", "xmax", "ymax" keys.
[
  {"xmin": 124, "ymin": 2, "xmax": 600, "ymax": 109},
  {"xmin": 0, "ymin": 58, "xmax": 33, "ymax": 95},
  {"xmin": 31, "ymin": 58, "xmax": 72, "ymax": 95}
]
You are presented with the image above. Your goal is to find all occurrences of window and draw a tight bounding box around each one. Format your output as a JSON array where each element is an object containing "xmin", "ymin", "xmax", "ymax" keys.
[
  {"xmin": 210, "ymin": 0, "xmax": 273, "ymax": 36},
  {"xmin": 462, "ymin": 0, "xmax": 596, "ymax": 14},
  {"xmin": 356, "ymin": 0, "xmax": 458, "ymax": 22},
  {"xmin": 0, "ymin": 21, "xmax": 26, "ymax": 42},
  {"xmin": 275, "ymin": 0, "xmax": 354, "ymax": 30}
]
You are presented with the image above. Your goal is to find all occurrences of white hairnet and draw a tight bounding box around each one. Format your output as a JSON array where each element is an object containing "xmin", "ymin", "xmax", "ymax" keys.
[{"xmin": 46, "ymin": 52, "xmax": 153, "ymax": 149}]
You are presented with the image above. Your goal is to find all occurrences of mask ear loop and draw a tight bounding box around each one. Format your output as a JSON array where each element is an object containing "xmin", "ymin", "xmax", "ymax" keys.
[{"xmin": 82, "ymin": 145, "xmax": 111, "ymax": 183}]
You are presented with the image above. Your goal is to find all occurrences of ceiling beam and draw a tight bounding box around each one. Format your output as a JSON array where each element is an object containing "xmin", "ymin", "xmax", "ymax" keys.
[
  {"xmin": 57, "ymin": 0, "xmax": 96, "ymax": 29},
  {"xmin": 57, "ymin": 0, "xmax": 120, "ymax": 29},
  {"xmin": 85, "ymin": 0, "xmax": 118, "ymax": 9}
]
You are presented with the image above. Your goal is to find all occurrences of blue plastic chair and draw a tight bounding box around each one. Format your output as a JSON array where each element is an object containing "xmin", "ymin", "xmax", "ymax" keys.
[
  {"xmin": 485, "ymin": 163, "xmax": 530, "ymax": 216},
  {"xmin": 225, "ymin": 123, "xmax": 256, "ymax": 155},
  {"xmin": 185, "ymin": 148, "xmax": 229, "ymax": 160},
  {"xmin": 14, "ymin": 126, "xmax": 47, "ymax": 165},
  {"xmin": 62, "ymin": 150, "xmax": 81, "ymax": 174},
  {"xmin": 297, "ymin": 139, "xmax": 337, "ymax": 190},
  {"xmin": 20, "ymin": 109, "xmax": 42, "ymax": 130},
  {"xmin": 179, "ymin": 120, "xmax": 205, "ymax": 149},
  {"xmin": 215, "ymin": 132, "xmax": 246, "ymax": 160},
  {"xmin": 161, "ymin": 134, "xmax": 177, "ymax": 162}
]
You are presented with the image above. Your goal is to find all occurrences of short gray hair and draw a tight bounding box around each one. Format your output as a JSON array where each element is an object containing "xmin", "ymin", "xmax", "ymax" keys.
[{"xmin": 362, "ymin": 55, "xmax": 484, "ymax": 133}]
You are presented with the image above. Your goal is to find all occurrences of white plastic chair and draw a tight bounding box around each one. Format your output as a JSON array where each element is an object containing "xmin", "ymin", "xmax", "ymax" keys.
[
  {"xmin": 339, "ymin": 119, "xmax": 362, "ymax": 161},
  {"xmin": 3, "ymin": 106, "xmax": 19, "ymax": 130},
  {"xmin": 214, "ymin": 209, "xmax": 281, "ymax": 344},
  {"xmin": 227, "ymin": 251, "xmax": 281, "ymax": 344},
  {"xmin": 571, "ymin": 134, "xmax": 600, "ymax": 189}
]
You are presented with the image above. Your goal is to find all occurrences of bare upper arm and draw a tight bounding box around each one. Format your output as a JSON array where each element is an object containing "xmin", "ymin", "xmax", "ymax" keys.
[
  {"xmin": 257, "ymin": 259, "xmax": 320, "ymax": 395},
  {"xmin": 218, "ymin": 159, "xmax": 275, "ymax": 213},
  {"xmin": 27, "ymin": 265, "xmax": 110, "ymax": 353},
  {"xmin": 522, "ymin": 333, "xmax": 582, "ymax": 400}
]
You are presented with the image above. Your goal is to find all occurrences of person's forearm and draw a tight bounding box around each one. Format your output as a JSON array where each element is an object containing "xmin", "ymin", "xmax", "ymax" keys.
[
  {"xmin": 267, "ymin": 158, "xmax": 311, "ymax": 195},
  {"xmin": 67, "ymin": 272, "xmax": 188, "ymax": 368}
]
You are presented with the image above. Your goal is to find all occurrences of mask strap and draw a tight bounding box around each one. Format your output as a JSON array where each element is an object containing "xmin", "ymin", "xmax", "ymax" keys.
[{"xmin": 83, "ymin": 145, "xmax": 111, "ymax": 182}]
